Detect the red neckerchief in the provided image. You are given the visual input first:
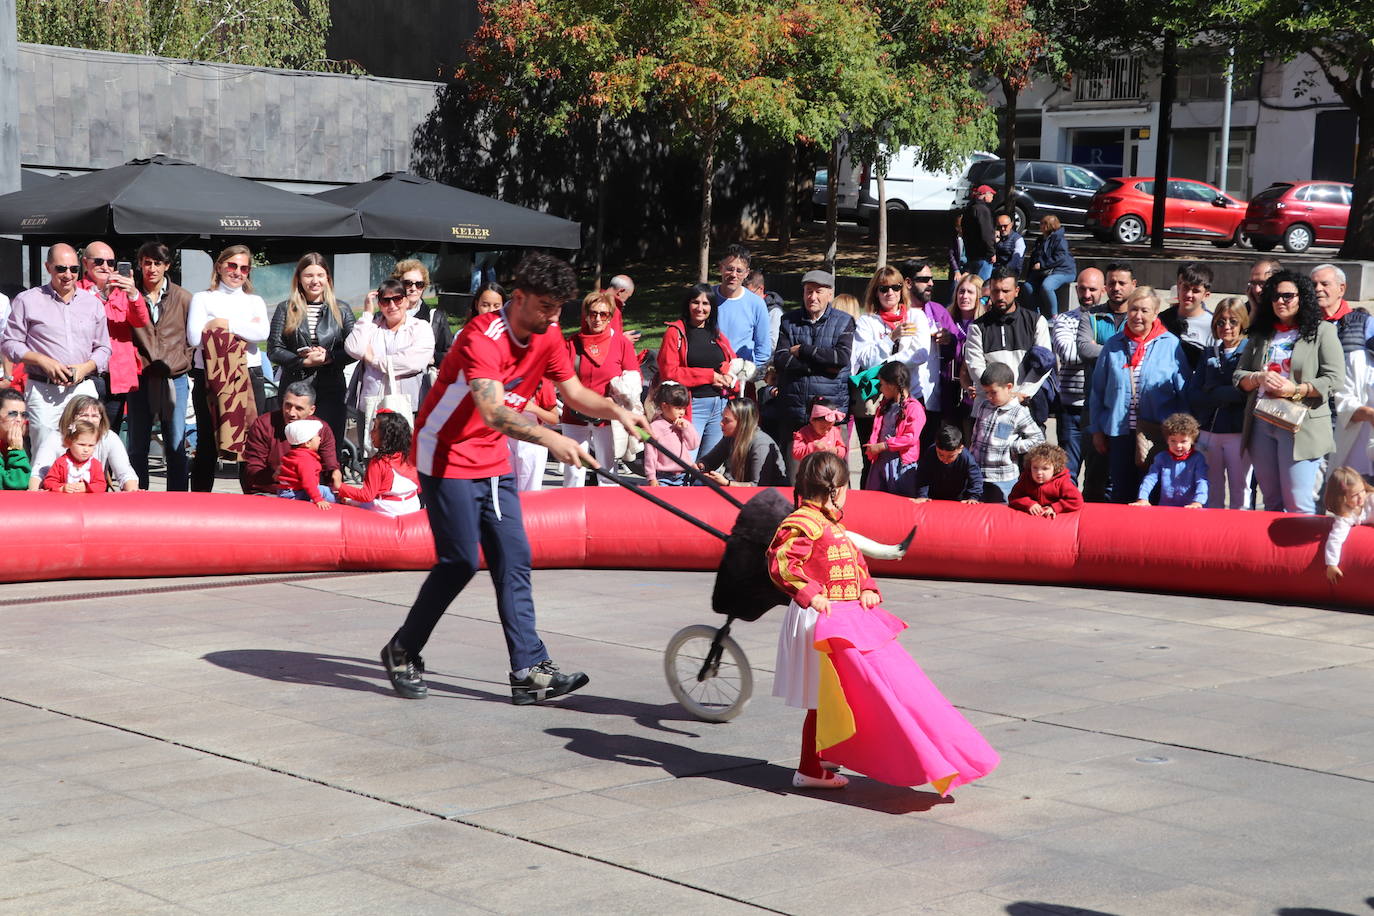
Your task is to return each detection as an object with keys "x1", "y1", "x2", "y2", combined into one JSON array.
[
  {"x1": 1274, "y1": 322, "x2": 1298, "y2": 333},
  {"x1": 575, "y1": 325, "x2": 615, "y2": 366},
  {"x1": 1171, "y1": 449, "x2": 1193, "y2": 462},
  {"x1": 1325, "y1": 300, "x2": 1352, "y2": 322},
  {"x1": 877, "y1": 308, "x2": 903, "y2": 331},
  {"x1": 1124, "y1": 318, "x2": 1167, "y2": 369}
]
